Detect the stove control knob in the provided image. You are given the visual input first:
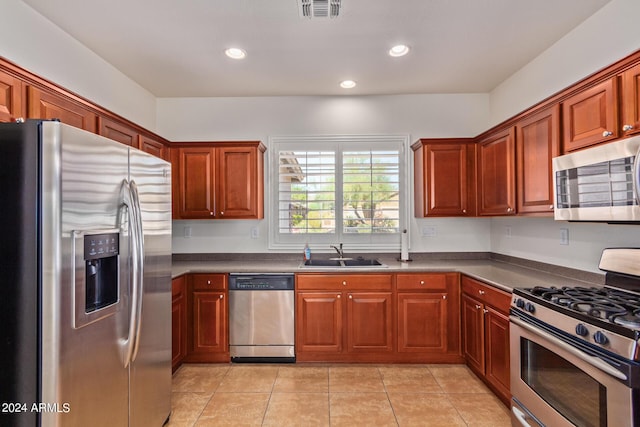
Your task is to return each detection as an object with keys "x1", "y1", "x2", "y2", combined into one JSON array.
[
  {"x1": 575, "y1": 324, "x2": 589, "y2": 337},
  {"x1": 515, "y1": 298, "x2": 525, "y2": 308},
  {"x1": 593, "y1": 331, "x2": 609, "y2": 346},
  {"x1": 525, "y1": 302, "x2": 535, "y2": 313}
]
